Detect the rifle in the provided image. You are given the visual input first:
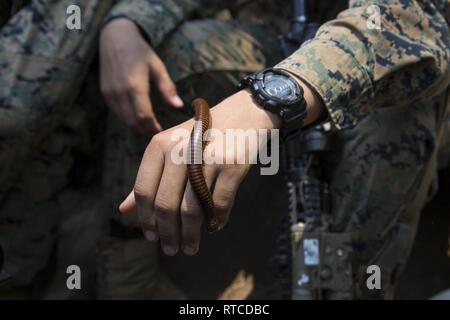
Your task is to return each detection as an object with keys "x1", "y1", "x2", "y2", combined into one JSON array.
[
  {"x1": 277, "y1": 0, "x2": 352, "y2": 300},
  {"x1": 279, "y1": 0, "x2": 319, "y2": 57}
]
